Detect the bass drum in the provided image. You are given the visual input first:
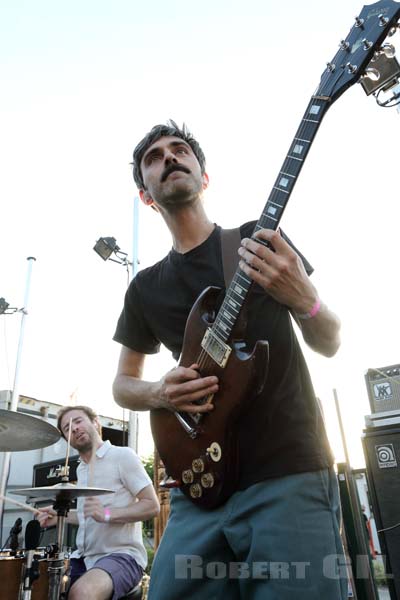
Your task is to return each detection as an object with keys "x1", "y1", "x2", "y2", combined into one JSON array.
[
  {"x1": 0, "y1": 551, "x2": 69, "y2": 599},
  {"x1": 0, "y1": 554, "x2": 24, "y2": 600}
]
